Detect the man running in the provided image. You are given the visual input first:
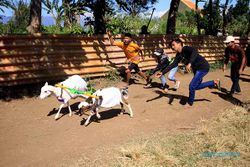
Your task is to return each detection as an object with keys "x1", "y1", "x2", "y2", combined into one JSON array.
[
  {"x1": 156, "y1": 38, "x2": 220, "y2": 106},
  {"x1": 107, "y1": 31, "x2": 150, "y2": 86}
]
